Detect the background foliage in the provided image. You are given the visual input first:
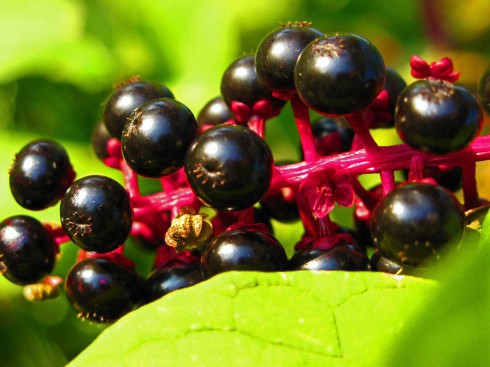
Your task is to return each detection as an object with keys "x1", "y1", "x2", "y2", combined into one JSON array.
[{"x1": 0, "y1": 0, "x2": 489, "y2": 365}]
